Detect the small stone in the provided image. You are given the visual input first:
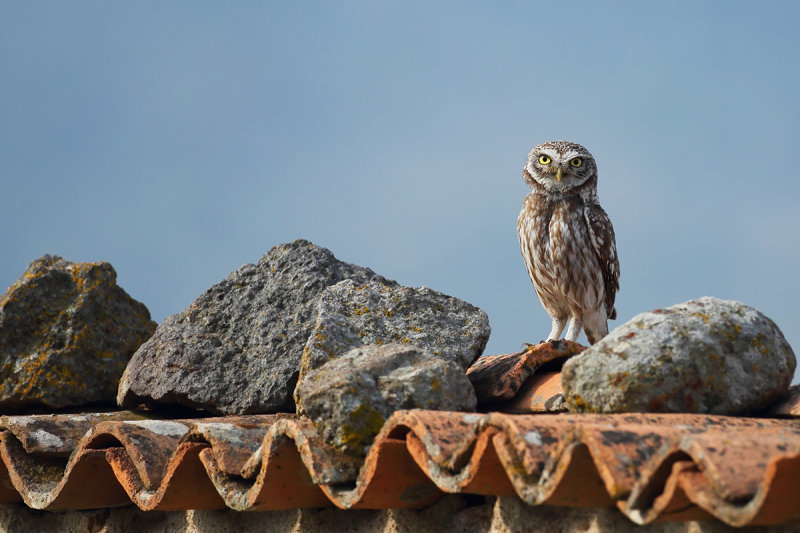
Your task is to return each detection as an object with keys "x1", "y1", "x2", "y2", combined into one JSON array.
[
  {"x1": 295, "y1": 343, "x2": 477, "y2": 455},
  {"x1": 295, "y1": 279, "x2": 490, "y2": 410},
  {"x1": 562, "y1": 297, "x2": 796, "y2": 414},
  {"x1": 117, "y1": 240, "x2": 393, "y2": 414},
  {"x1": 0, "y1": 255, "x2": 156, "y2": 410}
]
